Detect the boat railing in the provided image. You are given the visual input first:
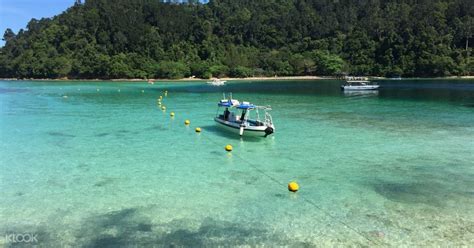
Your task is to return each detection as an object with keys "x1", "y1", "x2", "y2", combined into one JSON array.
[
  {"x1": 264, "y1": 112, "x2": 273, "y2": 126},
  {"x1": 254, "y1": 105, "x2": 272, "y2": 125},
  {"x1": 345, "y1": 76, "x2": 369, "y2": 81},
  {"x1": 256, "y1": 105, "x2": 272, "y2": 110}
]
